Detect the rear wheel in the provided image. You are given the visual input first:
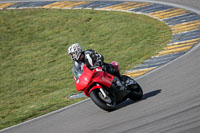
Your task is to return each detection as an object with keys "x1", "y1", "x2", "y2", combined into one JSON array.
[
  {"x1": 121, "y1": 75, "x2": 143, "y2": 101},
  {"x1": 89, "y1": 88, "x2": 116, "y2": 112},
  {"x1": 128, "y1": 82, "x2": 143, "y2": 101}
]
